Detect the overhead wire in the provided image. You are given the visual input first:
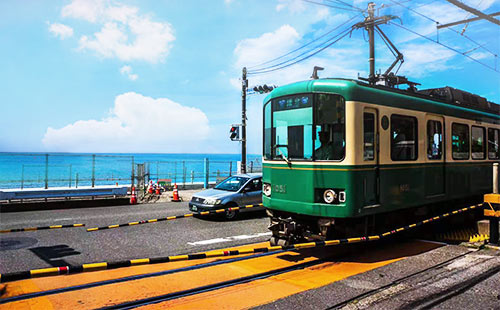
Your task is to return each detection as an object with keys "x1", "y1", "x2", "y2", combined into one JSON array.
[
  {"x1": 247, "y1": 13, "x2": 362, "y2": 70},
  {"x1": 323, "y1": 0, "x2": 365, "y2": 12},
  {"x1": 302, "y1": 0, "x2": 360, "y2": 12},
  {"x1": 248, "y1": 26, "x2": 355, "y2": 75},
  {"x1": 248, "y1": 15, "x2": 361, "y2": 74},
  {"x1": 389, "y1": 21, "x2": 499, "y2": 72},
  {"x1": 387, "y1": 0, "x2": 498, "y2": 60}
]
